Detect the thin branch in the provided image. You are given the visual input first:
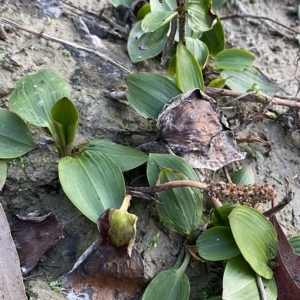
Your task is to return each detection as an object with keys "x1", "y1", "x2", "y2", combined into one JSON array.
[
  {"x1": 256, "y1": 274, "x2": 267, "y2": 300},
  {"x1": 205, "y1": 87, "x2": 300, "y2": 109},
  {"x1": 0, "y1": 17, "x2": 132, "y2": 75},
  {"x1": 220, "y1": 13, "x2": 300, "y2": 35}
]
